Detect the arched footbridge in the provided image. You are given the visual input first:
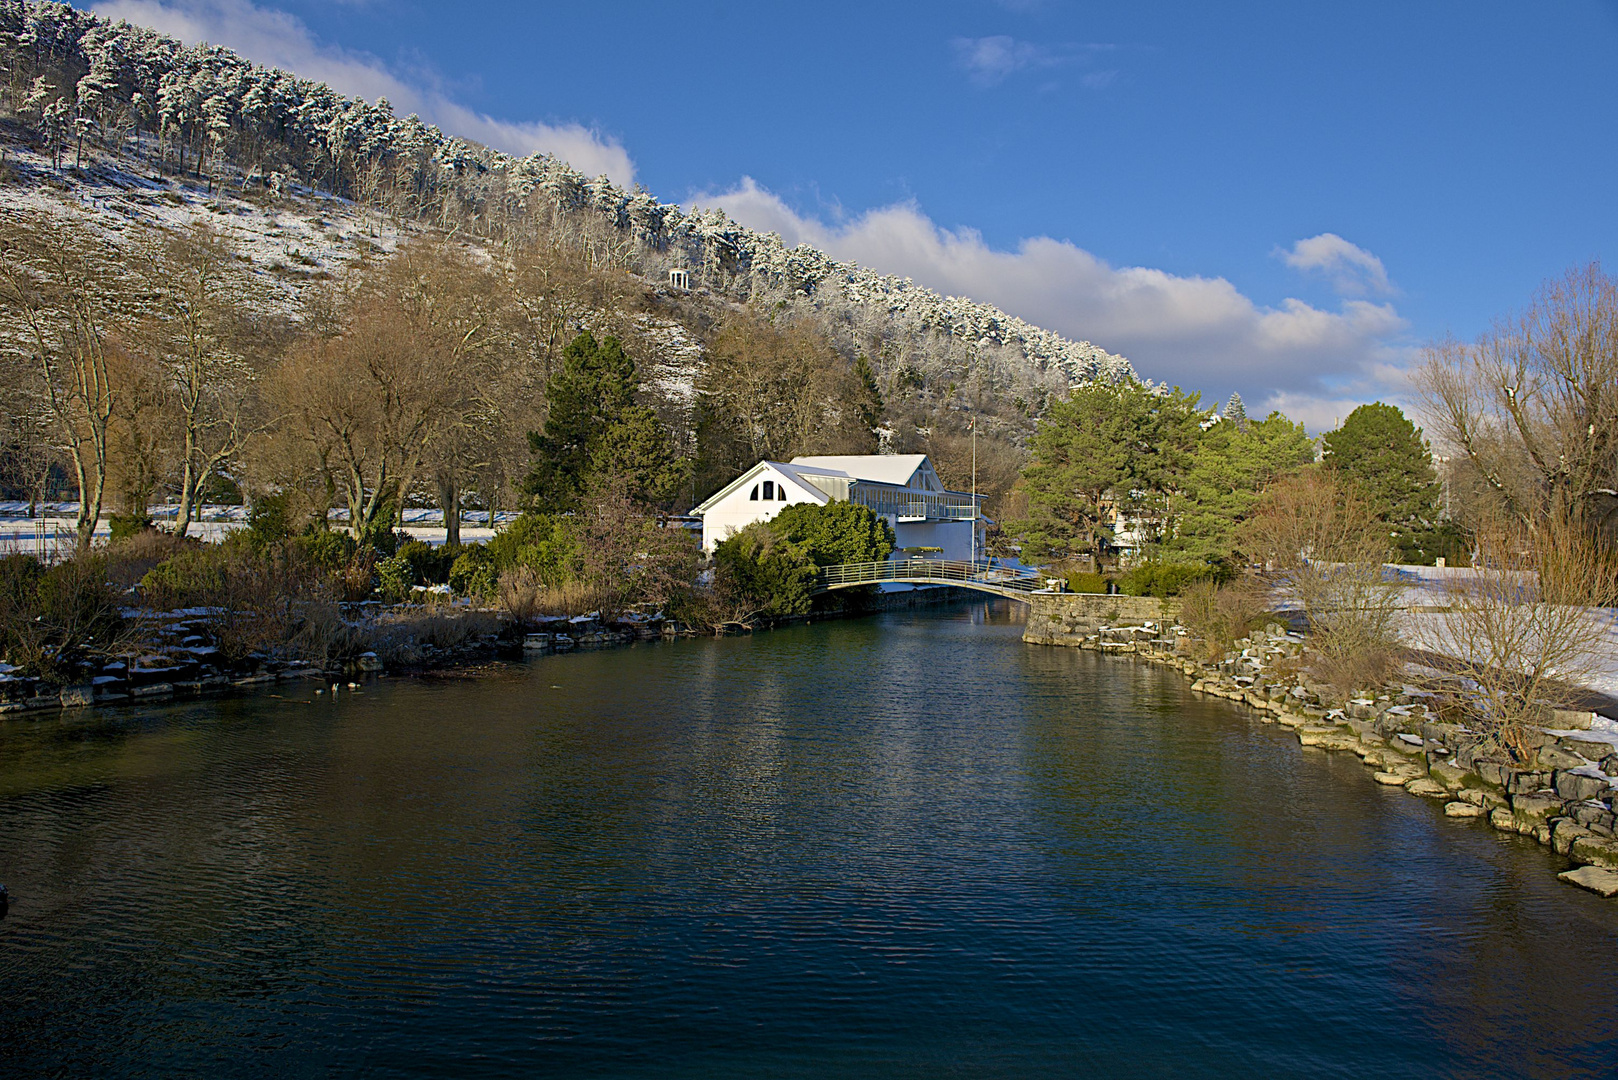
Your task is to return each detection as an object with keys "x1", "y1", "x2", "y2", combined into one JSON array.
[{"x1": 813, "y1": 559, "x2": 1048, "y2": 600}]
